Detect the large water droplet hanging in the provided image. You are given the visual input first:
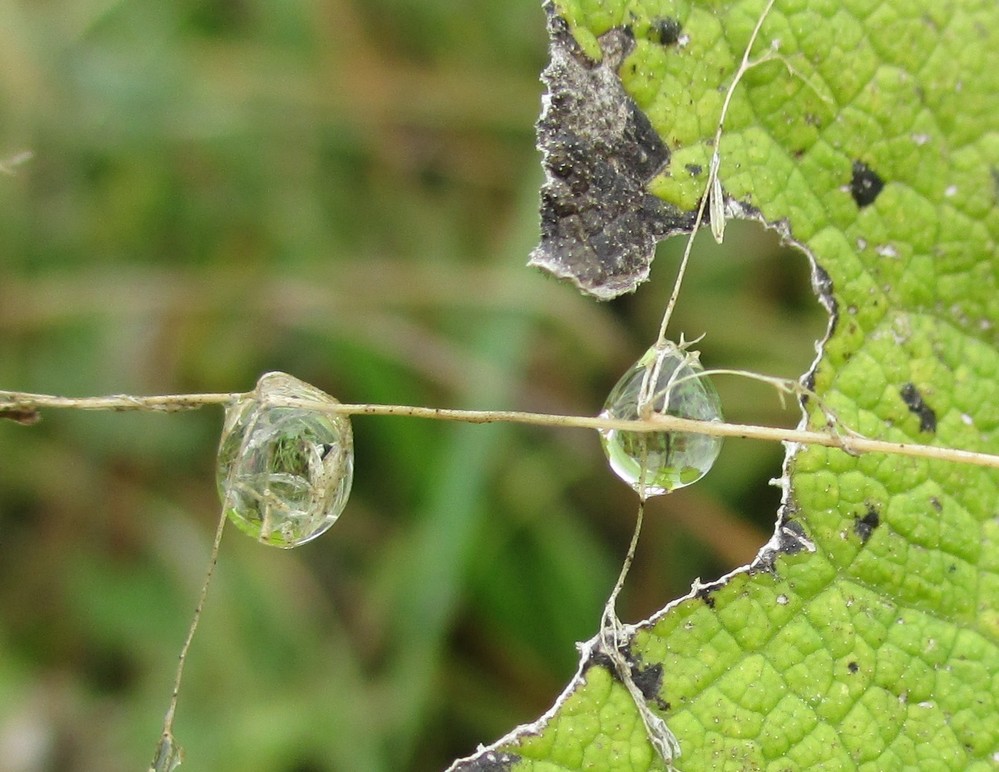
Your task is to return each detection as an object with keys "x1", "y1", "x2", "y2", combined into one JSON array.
[
  {"x1": 217, "y1": 372, "x2": 353, "y2": 548},
  {"x1": 600, "y1": 342, "x2": 723, "y2": 497}
]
